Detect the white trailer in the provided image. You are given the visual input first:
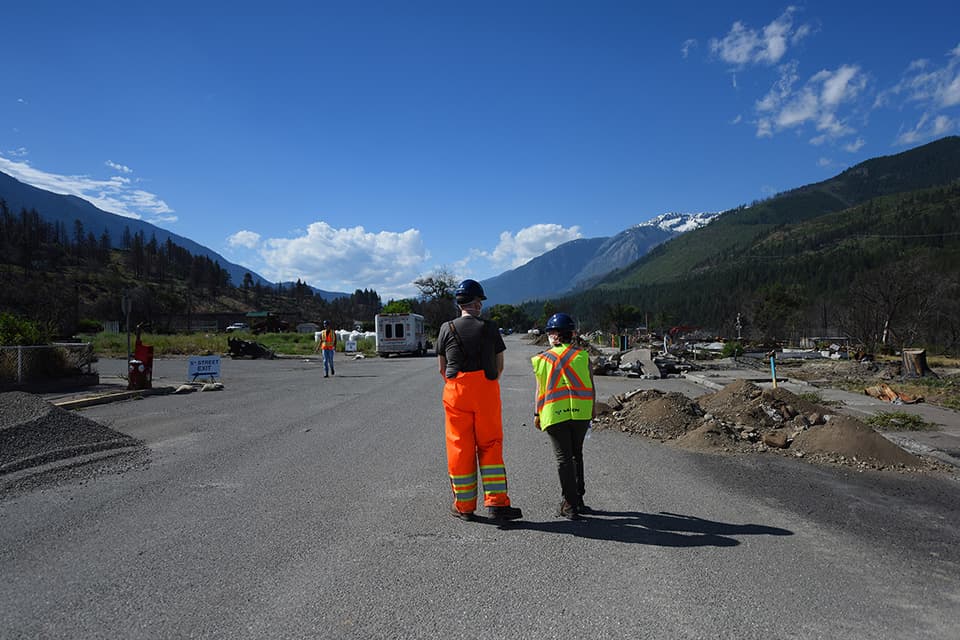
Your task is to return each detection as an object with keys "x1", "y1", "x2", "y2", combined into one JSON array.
[{"x1": 375, "y1": 313, "x2": 428, "y2": 356}]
